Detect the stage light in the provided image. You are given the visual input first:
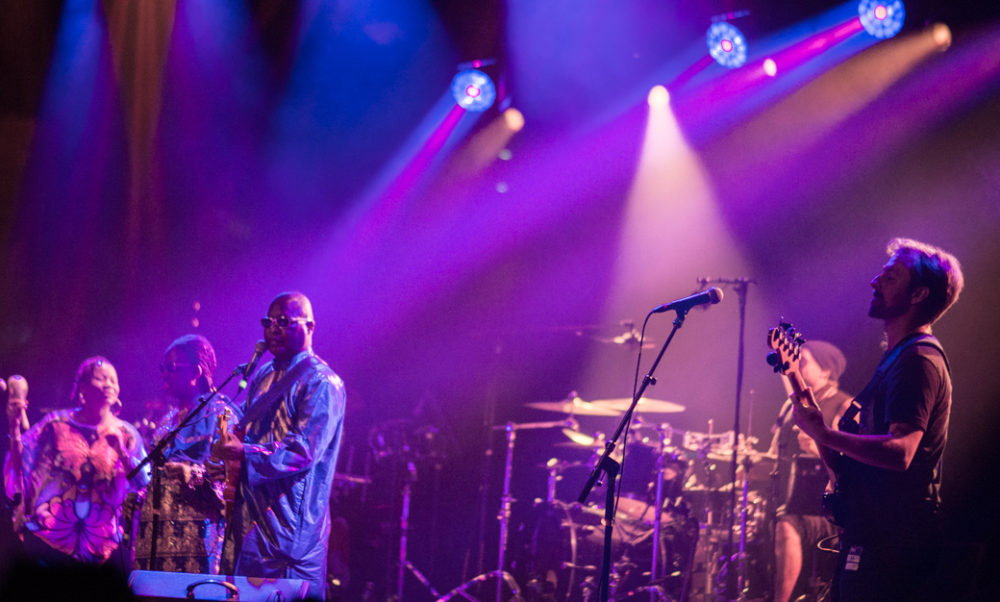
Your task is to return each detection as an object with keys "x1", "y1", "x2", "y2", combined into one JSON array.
[
  {"x1": 647, "y1": 85, "x2": 670, "y2": 108},
  {"x1": 707, "y1": 22, "x2": 748, "y2": 68},
  {"x1": 763, "y1": 58, "x2": 778, "y2": 77},
  {"x1": 503, "y1": 107, "x2": 525, "y2": 132},
  {"x1": 859, "y1": 0, "x2": 905, "y2": 39},
  {"x1": 451, "y1": 69, "x2": 496, "y2": 112},
  {"x1": 932, "y1": 23, "x2": 951, "y2": 50}
]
